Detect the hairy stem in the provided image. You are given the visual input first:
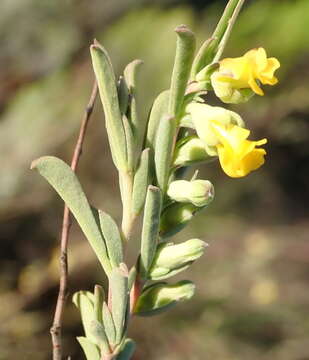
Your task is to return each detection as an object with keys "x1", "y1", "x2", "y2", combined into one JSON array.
[{"x1": 50, "y1": 81, "x2": 98, "y2": 360}]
